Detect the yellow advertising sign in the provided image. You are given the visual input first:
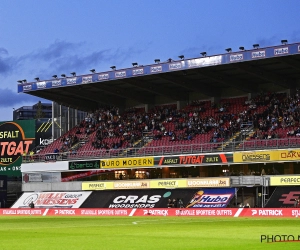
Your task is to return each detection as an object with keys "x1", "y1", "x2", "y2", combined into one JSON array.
[
  {"x1": 113, "y1": 181, "x2": 150, "y2": 189},
  {"x1": 233, "y1": 151, "x2": 277, "y2": 163},
  {"x1": 150, "y1": 179, "x2": 187, "y2": 189},
  {"x1": 100, "y1": 157, "x2": 154, "y2": 168},
  {"x1": 186, "y1": 178, "x2": 230, "y2": 187},
  {"x1": 278, "y1": 150, "x2": 300, "y2": 161},
  {"x1": 270, "y1": 176, "x2": 300, "y2": 186},
  {"x1": 82, "y1": 182, "x2": 114, "y2": 190}
]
